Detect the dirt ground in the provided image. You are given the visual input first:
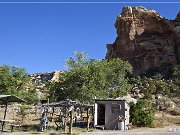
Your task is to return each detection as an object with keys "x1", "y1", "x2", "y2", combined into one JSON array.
[
  {"x1": 0, "y1": 106, "x2": 180, "y2": 135},
  {"x1": 80, "y1": 126, "x2": 180, "y2": 135},
  {"x1": 0, "y1": 126, "x2": 180, "y2": 135}
]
